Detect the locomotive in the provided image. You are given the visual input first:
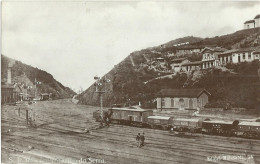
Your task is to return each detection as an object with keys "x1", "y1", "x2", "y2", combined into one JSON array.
[{"x1": 93, "y1": 107, "x2": 260, "y2": 139}]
